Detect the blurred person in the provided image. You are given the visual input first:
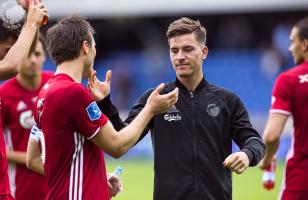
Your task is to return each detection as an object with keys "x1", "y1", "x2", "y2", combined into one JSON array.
[
  {"x1": 26, "y1": 15, "x2": 178, "y2": 200},
  {"x1": 259, "y1": 17, "x2": 308, "y2": 200},
  {"x1": 0, "y1": 35, "x2": 51, "y2": 200},
  {"x1": 90, "y1": 17, "x2": 265, "y2": 200},
  {"x1": 0, "y1": 1, "x2": 48, "y2": 199}
]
